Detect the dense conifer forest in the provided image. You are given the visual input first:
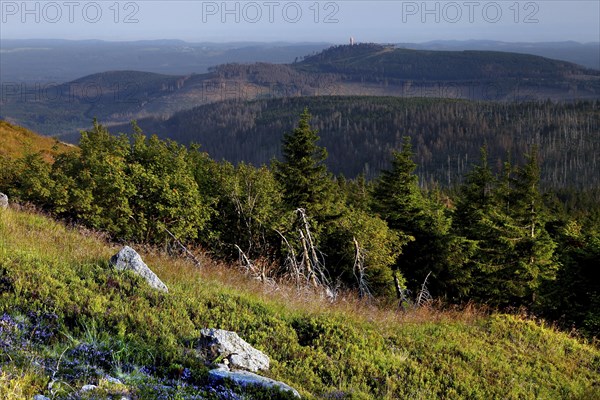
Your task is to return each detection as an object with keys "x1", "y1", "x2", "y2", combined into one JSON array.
[{"x1": 114, "y1": 97, "x2": 600, "y2": 188}]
